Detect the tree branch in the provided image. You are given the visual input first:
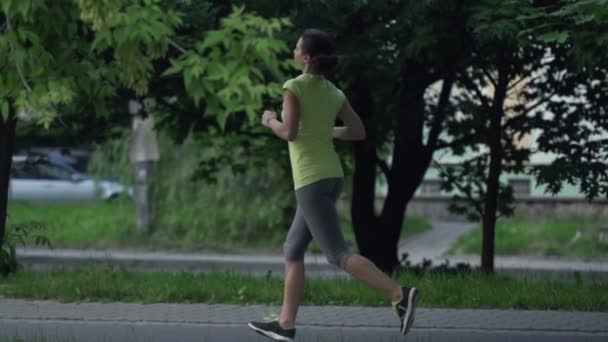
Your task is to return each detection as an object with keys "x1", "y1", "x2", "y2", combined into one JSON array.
[
  {"x1": 518, "y1": 91, "x2": 557, "y2": 116},
  {"x1": 481, "y1": 66, "x2": 497, "y2": 89},
  {"x1": 376, "y1": 156, "x2": 390, "y2": 180},
  {"x1": 433, "y1": 160, "x2": 484, "y2": 217},
  {"x1": 427, "y1": 73, "x2": 455, "y2": 151},
  {"x1": 167, "y1": 38, "x2": 188, "y2": 54},
  {"x1": 471, "y1": 45, "x2": 496, "y2": 88},
  {"x1": 459, "y1": 73, "x2": 492, "y2": 110},
  {"x1": 435, "y1": 132, "x2": 482, "y2": 151},
  {"x1": 501, "y1": 114, "x2": 526, "y2": 131},
  {"x1": 507, "y1": 75, "x2": 529, "y2": 91},
  {"x1": 4, "y1": 9, "x2": 32, "y2": 93},
  {"x1": 4, "y1": 13, "x2": 70, "y2": 131}
]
